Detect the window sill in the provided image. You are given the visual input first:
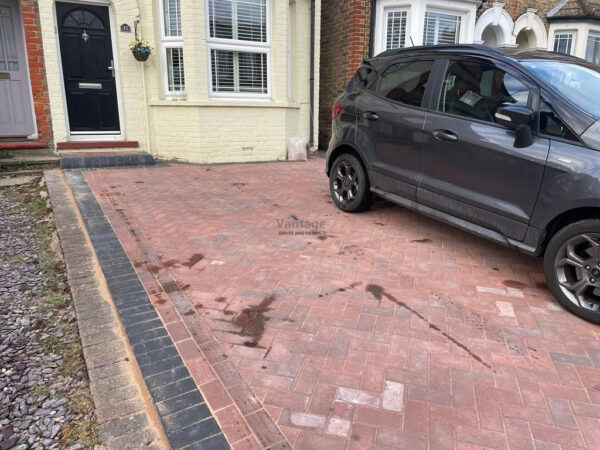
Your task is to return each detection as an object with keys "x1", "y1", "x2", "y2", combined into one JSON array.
[{"x1": 148, "y1": 100, "x2": 301, "y2": 109}]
